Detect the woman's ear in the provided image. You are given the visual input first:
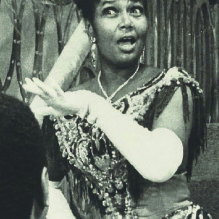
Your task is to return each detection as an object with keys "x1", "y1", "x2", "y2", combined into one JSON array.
[{"x1": 30, "y1": 167, "x2": 49, "y2": 219}]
